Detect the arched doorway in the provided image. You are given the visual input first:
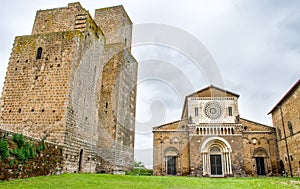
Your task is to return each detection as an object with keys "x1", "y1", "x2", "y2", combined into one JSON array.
[
  {"x1": 253, "y1": 147, "x2": 268, "y2": 176},
  {"x1": 210, "y1": 146, "x2": 223, "y2": 175},
  {"x1": 201, "y1": 137, "x2": 232, "y2": 177},
  {"x1": 256, "y1": 157, "x2": 266, "y2": 175},
  {"x1": 164, "y1": 147, "x2": 179, "y2": 175}
]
